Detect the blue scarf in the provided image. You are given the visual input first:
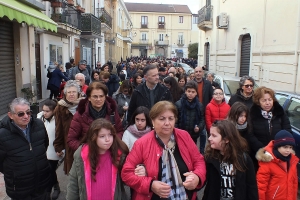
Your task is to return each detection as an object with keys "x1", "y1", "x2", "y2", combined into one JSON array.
[{"x1": 180, "y1": 94, "x2": 202, "y2": 129}]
